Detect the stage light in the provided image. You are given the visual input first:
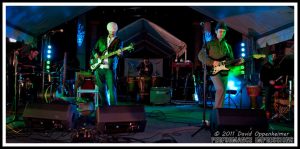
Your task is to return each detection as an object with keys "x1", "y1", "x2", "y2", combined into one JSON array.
[
  {"x1": 48, "y1": 45, "x2": 52, "y2": 49},
  {"x1": 227, "y1": 80, "x2": 238, "y2": 91},
  {"x1": 46, "y1": 60, "x2": 50, "y2": 65},
  {"x1": 241, "y1": 53, "x2": 246, "y2": 57},
  {"x1": 241, "y1": 42, "x2": 245, "y2": 47},
  {"x1": 9, "y1": 38, "x2": 17, "y2": 42},
  {"x1": 47, "y1": 54, "x2": 51, "y2": 59},
  {"x1": 46, "y1": 65, "x2": 50, "y2": 70},
  {"x1": 241, "y1": 48, "x2": 245, "y2": 52},
  {"x1": 241, "y1": 65, "x2": 245, "y2": 69},
  {"x1": 47, "y1": 50, "x2": 52, "y2": 54}
]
